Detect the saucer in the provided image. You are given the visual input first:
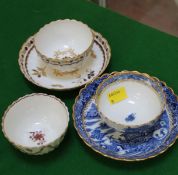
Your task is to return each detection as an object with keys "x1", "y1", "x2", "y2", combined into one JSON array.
[
  {"x1": 73, "y1": 72, "x2": 178, "y2": 161},
  {"x1": 18, "y1": 31, "x2": 111, "y2": 90}
]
